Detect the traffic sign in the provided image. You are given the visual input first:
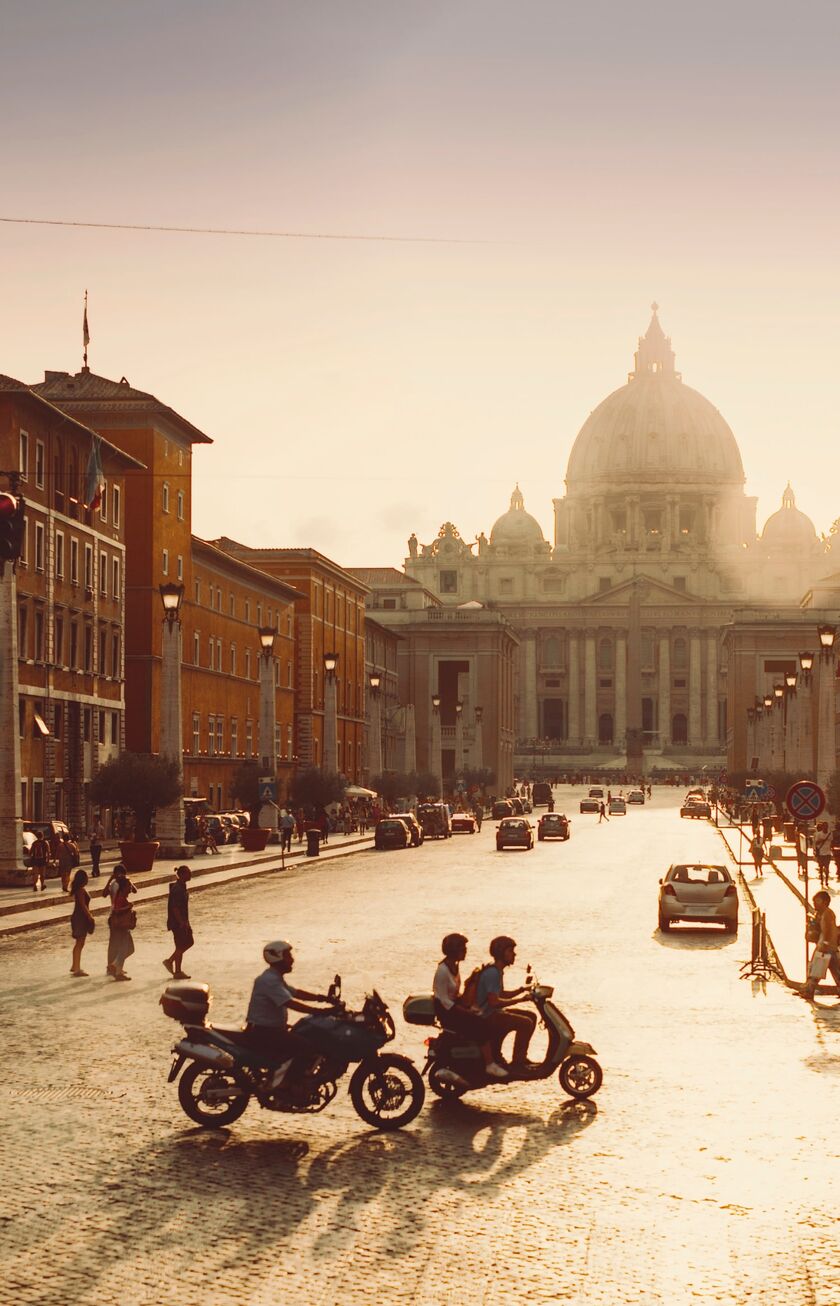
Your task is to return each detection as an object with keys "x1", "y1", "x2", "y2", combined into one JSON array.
[
  {"x1": 259, "y1": 779, "x2": 277, "y2": 803},
  {"x1": 765, "y1": 785, "x2": 776, "y2": 800},
  {"x1": 744, "y1": 781, "x2": 768, "y2": 800},
  {"x1": 785, "y1": 780, "x2": 825, "y2": 821}
]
